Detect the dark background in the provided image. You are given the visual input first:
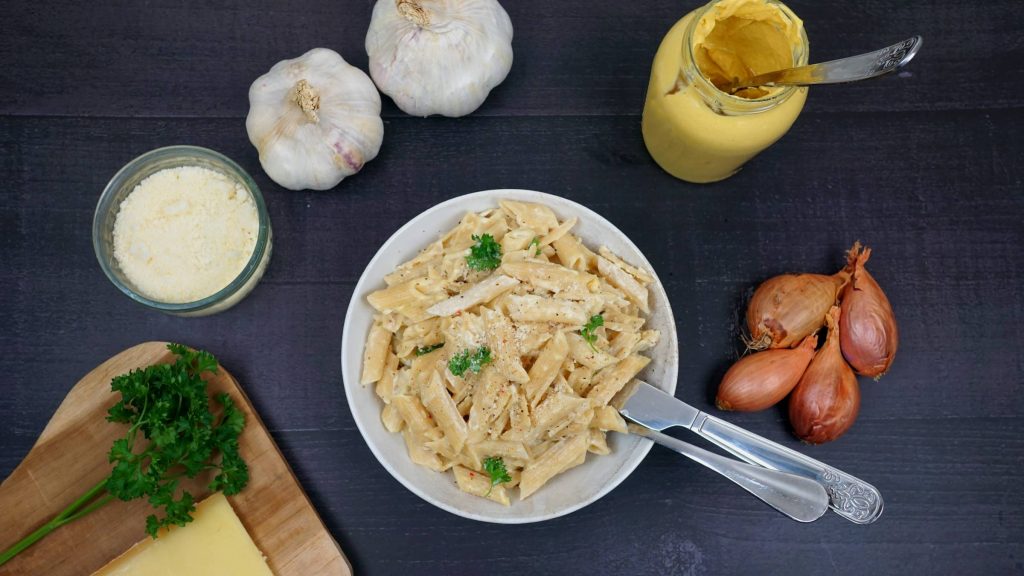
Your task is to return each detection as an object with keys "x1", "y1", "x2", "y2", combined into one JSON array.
[{"x1": 2, "y1": 1, "x2": 1022, "y2": 574}]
